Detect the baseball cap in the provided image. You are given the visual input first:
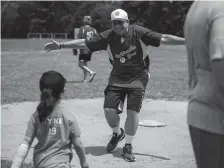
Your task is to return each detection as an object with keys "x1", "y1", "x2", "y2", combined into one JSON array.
[
  {"x1": 111, "y1": 9, "x2": 129, "y2": 22},
  {"x1": 84, "y1": 16, "x2": 91, "y2": 20}
]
